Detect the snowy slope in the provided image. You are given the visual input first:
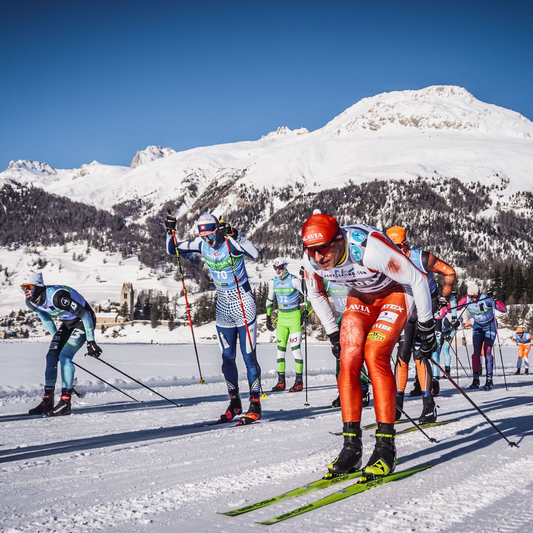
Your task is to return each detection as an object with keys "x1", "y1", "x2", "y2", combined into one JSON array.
[
  {"x1": 0, "y1": 342, "x2": 531, "y2": 532},
  {"x1": 2, "y1": 85, "x2": 533, "y2": 217}
]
